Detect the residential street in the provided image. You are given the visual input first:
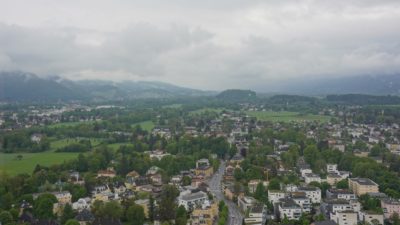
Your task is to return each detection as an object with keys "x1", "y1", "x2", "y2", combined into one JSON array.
[{"x1": 208, "y1": 161, "x2": 244, "y2": 225}]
